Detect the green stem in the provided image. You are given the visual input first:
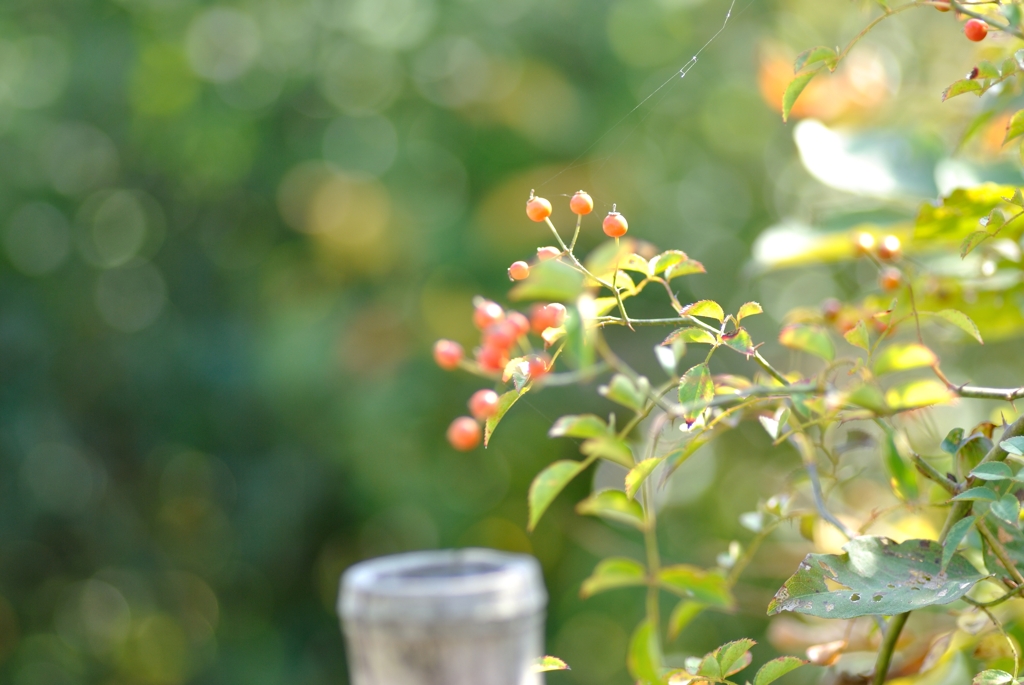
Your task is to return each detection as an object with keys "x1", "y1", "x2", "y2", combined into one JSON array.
[
  {"x1": 642, "y1": 477, "x2": 662, "y2": 663},
  {"x1": 871, "y1": 612, "x2": 909, "y2": 685},
  {"x1": 910, "y1": 453, "x2": 956, "y2": 495}
]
